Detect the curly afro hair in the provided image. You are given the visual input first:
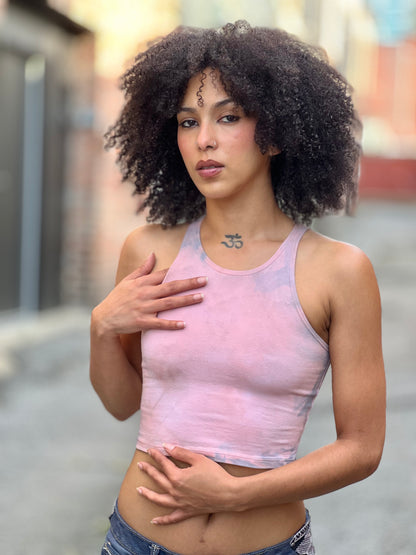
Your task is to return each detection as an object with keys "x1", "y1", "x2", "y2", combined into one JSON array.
[{"x1": 105, "y1": 20, "x2": 361, "y2": 226}]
